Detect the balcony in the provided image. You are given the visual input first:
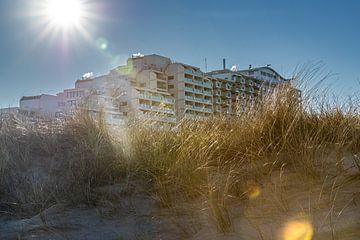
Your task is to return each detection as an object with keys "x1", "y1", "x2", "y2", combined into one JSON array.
[
  {"x1": 193, "y1": 79, "x2": 203, "y2": 86},
  {"x1": 152, "y1": 106, "x2": 175, "y2": 114},
  {"x1": 163, "y1": 98, "x2": 174, "y2": 104},
  {"x1": 203, "y1": 90, "x2": 212, "y2": 96},
  {"x1": 139, "y1": 94, "x2": 174, "y2": 104},
  {"x1": 139, "y1": 104, "x2": 151, "y2": 110},
  {"x1": 184, "y1": 68, "x2": 193, "y2": 75},
  {"x1": 139, "y1": 104, "x2": 175, "y2": 114},
  {"x1": 184, "y1": 77, "x2": 193, "y2": 84},
  {"x1": 185, "y1": 87, "x2": 194, "y2": 92},
  {"x1": 194, "y1": 89, "x2": 203, "y2": 94},
  {"x1": 185, "y1": 104, "x2": 194, "y2": 109},
  {"x1": 193, "y1": 106, "x2": 213, "y2": 113},
  {"x1": 185, "y1": 95, "x2": 194, "y2": 100},
  {"x1": 193, "y1": 71, "x2": 204, "y2": 77},
  {"x1": 204, "y1": 99, "x2": 212, "y2": 104},
  {"x1": 204, "y1": 82, "x2": 212, "y2": 88}
]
